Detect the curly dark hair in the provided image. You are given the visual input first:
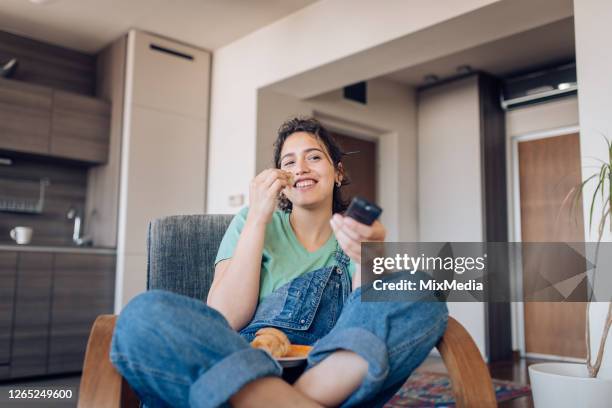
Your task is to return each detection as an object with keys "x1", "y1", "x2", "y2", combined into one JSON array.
[{"x1": 273, "y1": 117, "x2": 349, "y2": 213}]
